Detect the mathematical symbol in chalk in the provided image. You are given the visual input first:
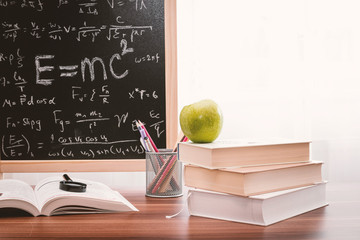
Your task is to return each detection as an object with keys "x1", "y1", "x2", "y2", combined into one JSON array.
[
  {"x1": 59, "y1": 65, "x2": 79, "y2": 77},
  {"x1": 37, "y1": 142, "x2": 44, "y2": 149}
]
